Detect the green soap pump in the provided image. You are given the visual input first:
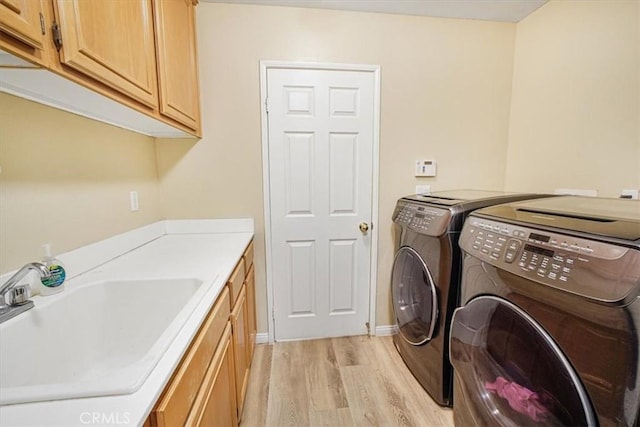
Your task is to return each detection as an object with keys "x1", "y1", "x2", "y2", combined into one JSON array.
[{"x1": 40, "y1": 244, "x2": 66, "y2": 296}]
